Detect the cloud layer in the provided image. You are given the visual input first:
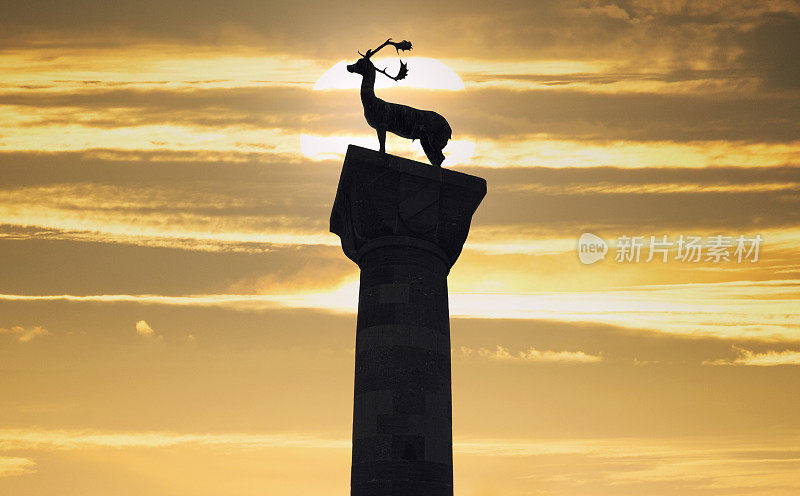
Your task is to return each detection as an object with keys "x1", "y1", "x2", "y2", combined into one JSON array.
[
  {"x1": 2, "y1": 2, "x2": 800, "y2": 495},
  {"x1": 0, "y1": 325, "x2": 49, "y2": 342}
]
